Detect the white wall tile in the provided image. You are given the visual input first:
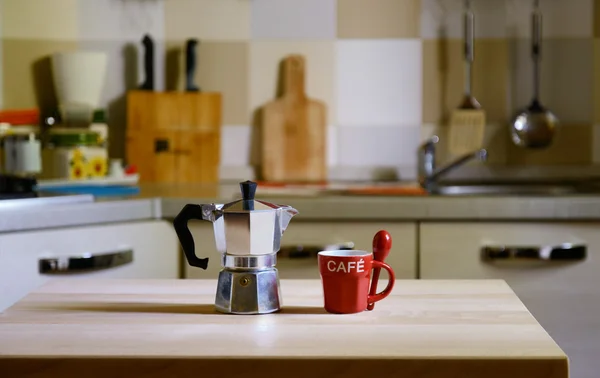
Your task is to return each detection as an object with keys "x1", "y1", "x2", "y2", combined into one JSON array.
[
  {"x1": 251, "y1": 0, "x2": 336, "y2": 39},
  {"x1": 505, "y1": 0, "x2": 593, "y2": 38},
  {"x1": 249, "y1": 41, "x2": 335, "y2": 117},
  {"x1": 2, "y1": 0, "x2": 78, "y2": 40},
  {"x1": 77, "y1": 0, "x2": 165, "y2": 42},
  {"x1": 337, "y1": 125, "x2": 421, "y2": 167},
  {"x1": 327, "y1": 125, "x2": 337, "y2": 167},
  {"x1": 421, "y1": 0, "x2": 508, "y2": 39},
  {"x1": 220, "y1": 125, "x2": 253, "y2": 166},
  {"x1": 165, "y1": 0, "x2": 250, "y2": 41},
  {"x1": 336, "y1": 40, "x2": 422, "y2": 127}
]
